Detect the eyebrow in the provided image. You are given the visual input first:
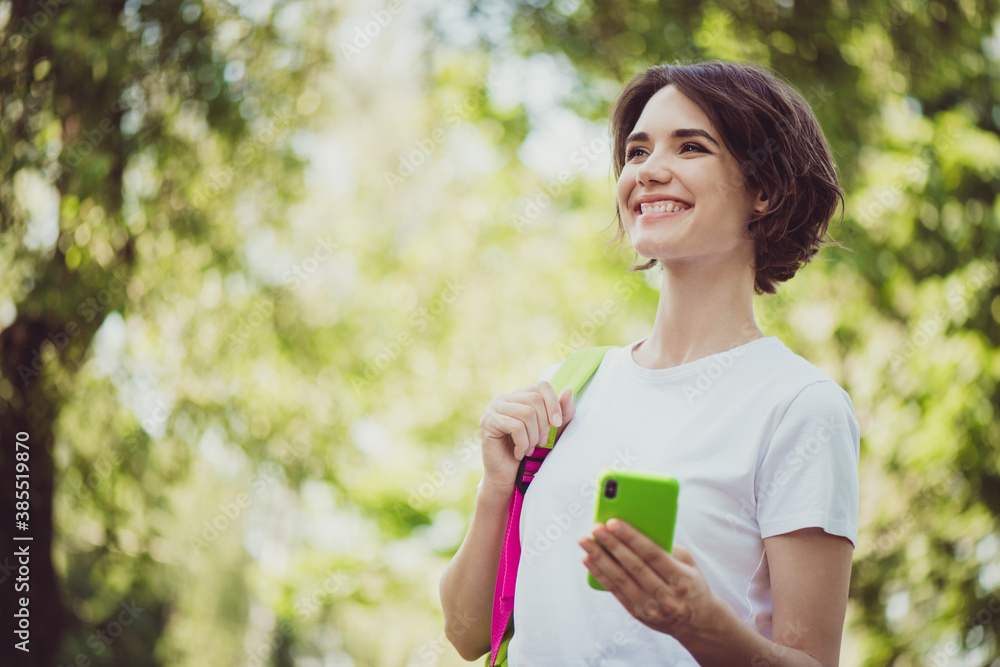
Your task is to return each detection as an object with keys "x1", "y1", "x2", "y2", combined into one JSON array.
[{"x1": 625, "y1": 128, "x2": 719, "y2": 147}]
